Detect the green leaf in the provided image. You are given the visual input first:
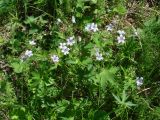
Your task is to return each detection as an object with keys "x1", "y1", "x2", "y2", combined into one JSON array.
[
  {"x1": 113, "y1": 91, "x2": 136, "y2": 108},
  {"x1": 126, "y1": 101, "x2": 137, "y2": 107},
  {"x1": 0, "y1": 36, "x2": 4, "y2": 44},
  {"x1": 112, "y1": 93, "x2": 121, "y2": 104},
  {"x1": 122, "y1": 90, "x2": 128, "y2": 102},
  {"x1": 29, "y1": 29, "x2": 38, "y2": 34},
  {"x1": 91, "y1": 0, "x2": 97, "y2": 4},
  {"x1": 56, "y1": 100, "x2": 70, "y2": 113},
  {"x1": 84, "y1": 43, "x2": 94, "y2": 49},
  {"x1": 10, "y1": 61, "x2": 29, "y2": 73},
  {"x1": 11, "y1": 115, "x2": 19, "y2": 120},
  {"x1": 38, "y1": 16, "x2": 48, "y2": 24},
  {"x1": 95, "y1": 67, "x2": 118, "y2": 89},
  {"x1": 66, "y1": 60, "x2": 78, "y2": 64},
  {"x1": 92, "y1": 33, "x2": 101, "y2": 47},
  {"x1": 11, "y1": 62, "x2": 23, "y2": 73},
  {"x1": 56, "y1": 32, "x2": 65, "y2": 39},
  {"x1": 94, "y1": 110, "x2": 110, "y2": 120},
  {"x1": 113, "y1": 4, "x2": 127, "y2": 15},
  {"x1": 24, "y1": 16, "x2": 36, "y2": 24},
  {"x1": 81, "y1": 58, "x2": 92, "y2": 65}
]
